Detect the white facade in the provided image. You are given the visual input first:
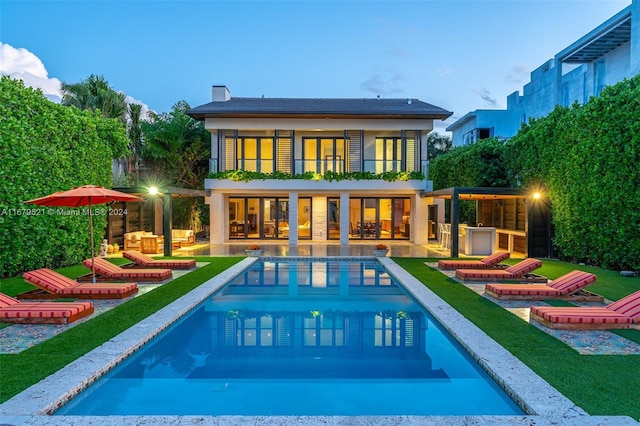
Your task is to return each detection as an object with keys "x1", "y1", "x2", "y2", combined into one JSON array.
[
  {"x1": 448, "y1": 0, "x2": 639, "y2": 146},
  {"x1": 189, "y1": 88, "x2": 451, "y2": 245}
]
